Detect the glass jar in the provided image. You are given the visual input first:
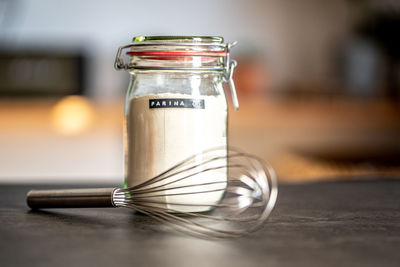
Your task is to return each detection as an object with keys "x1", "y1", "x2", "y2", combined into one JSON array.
[{"x1": 114, "y1": 36, "x2": 238, "y2": 212}]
